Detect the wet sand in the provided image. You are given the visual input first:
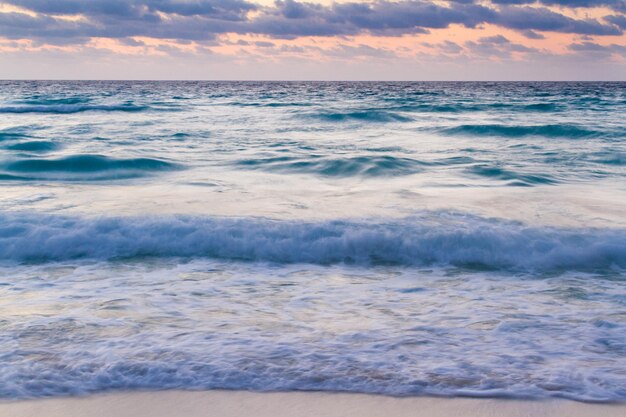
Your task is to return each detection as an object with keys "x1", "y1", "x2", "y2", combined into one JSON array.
[{"x1": 1, "y1": 390, "x2": 624, "y2": 417}]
